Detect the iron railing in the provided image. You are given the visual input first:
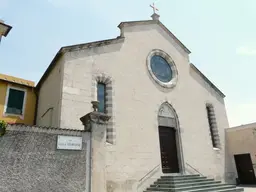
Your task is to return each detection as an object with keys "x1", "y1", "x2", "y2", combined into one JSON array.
[{"x1": 186, "y1": 162, "x2": 204, "y2": 176}]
